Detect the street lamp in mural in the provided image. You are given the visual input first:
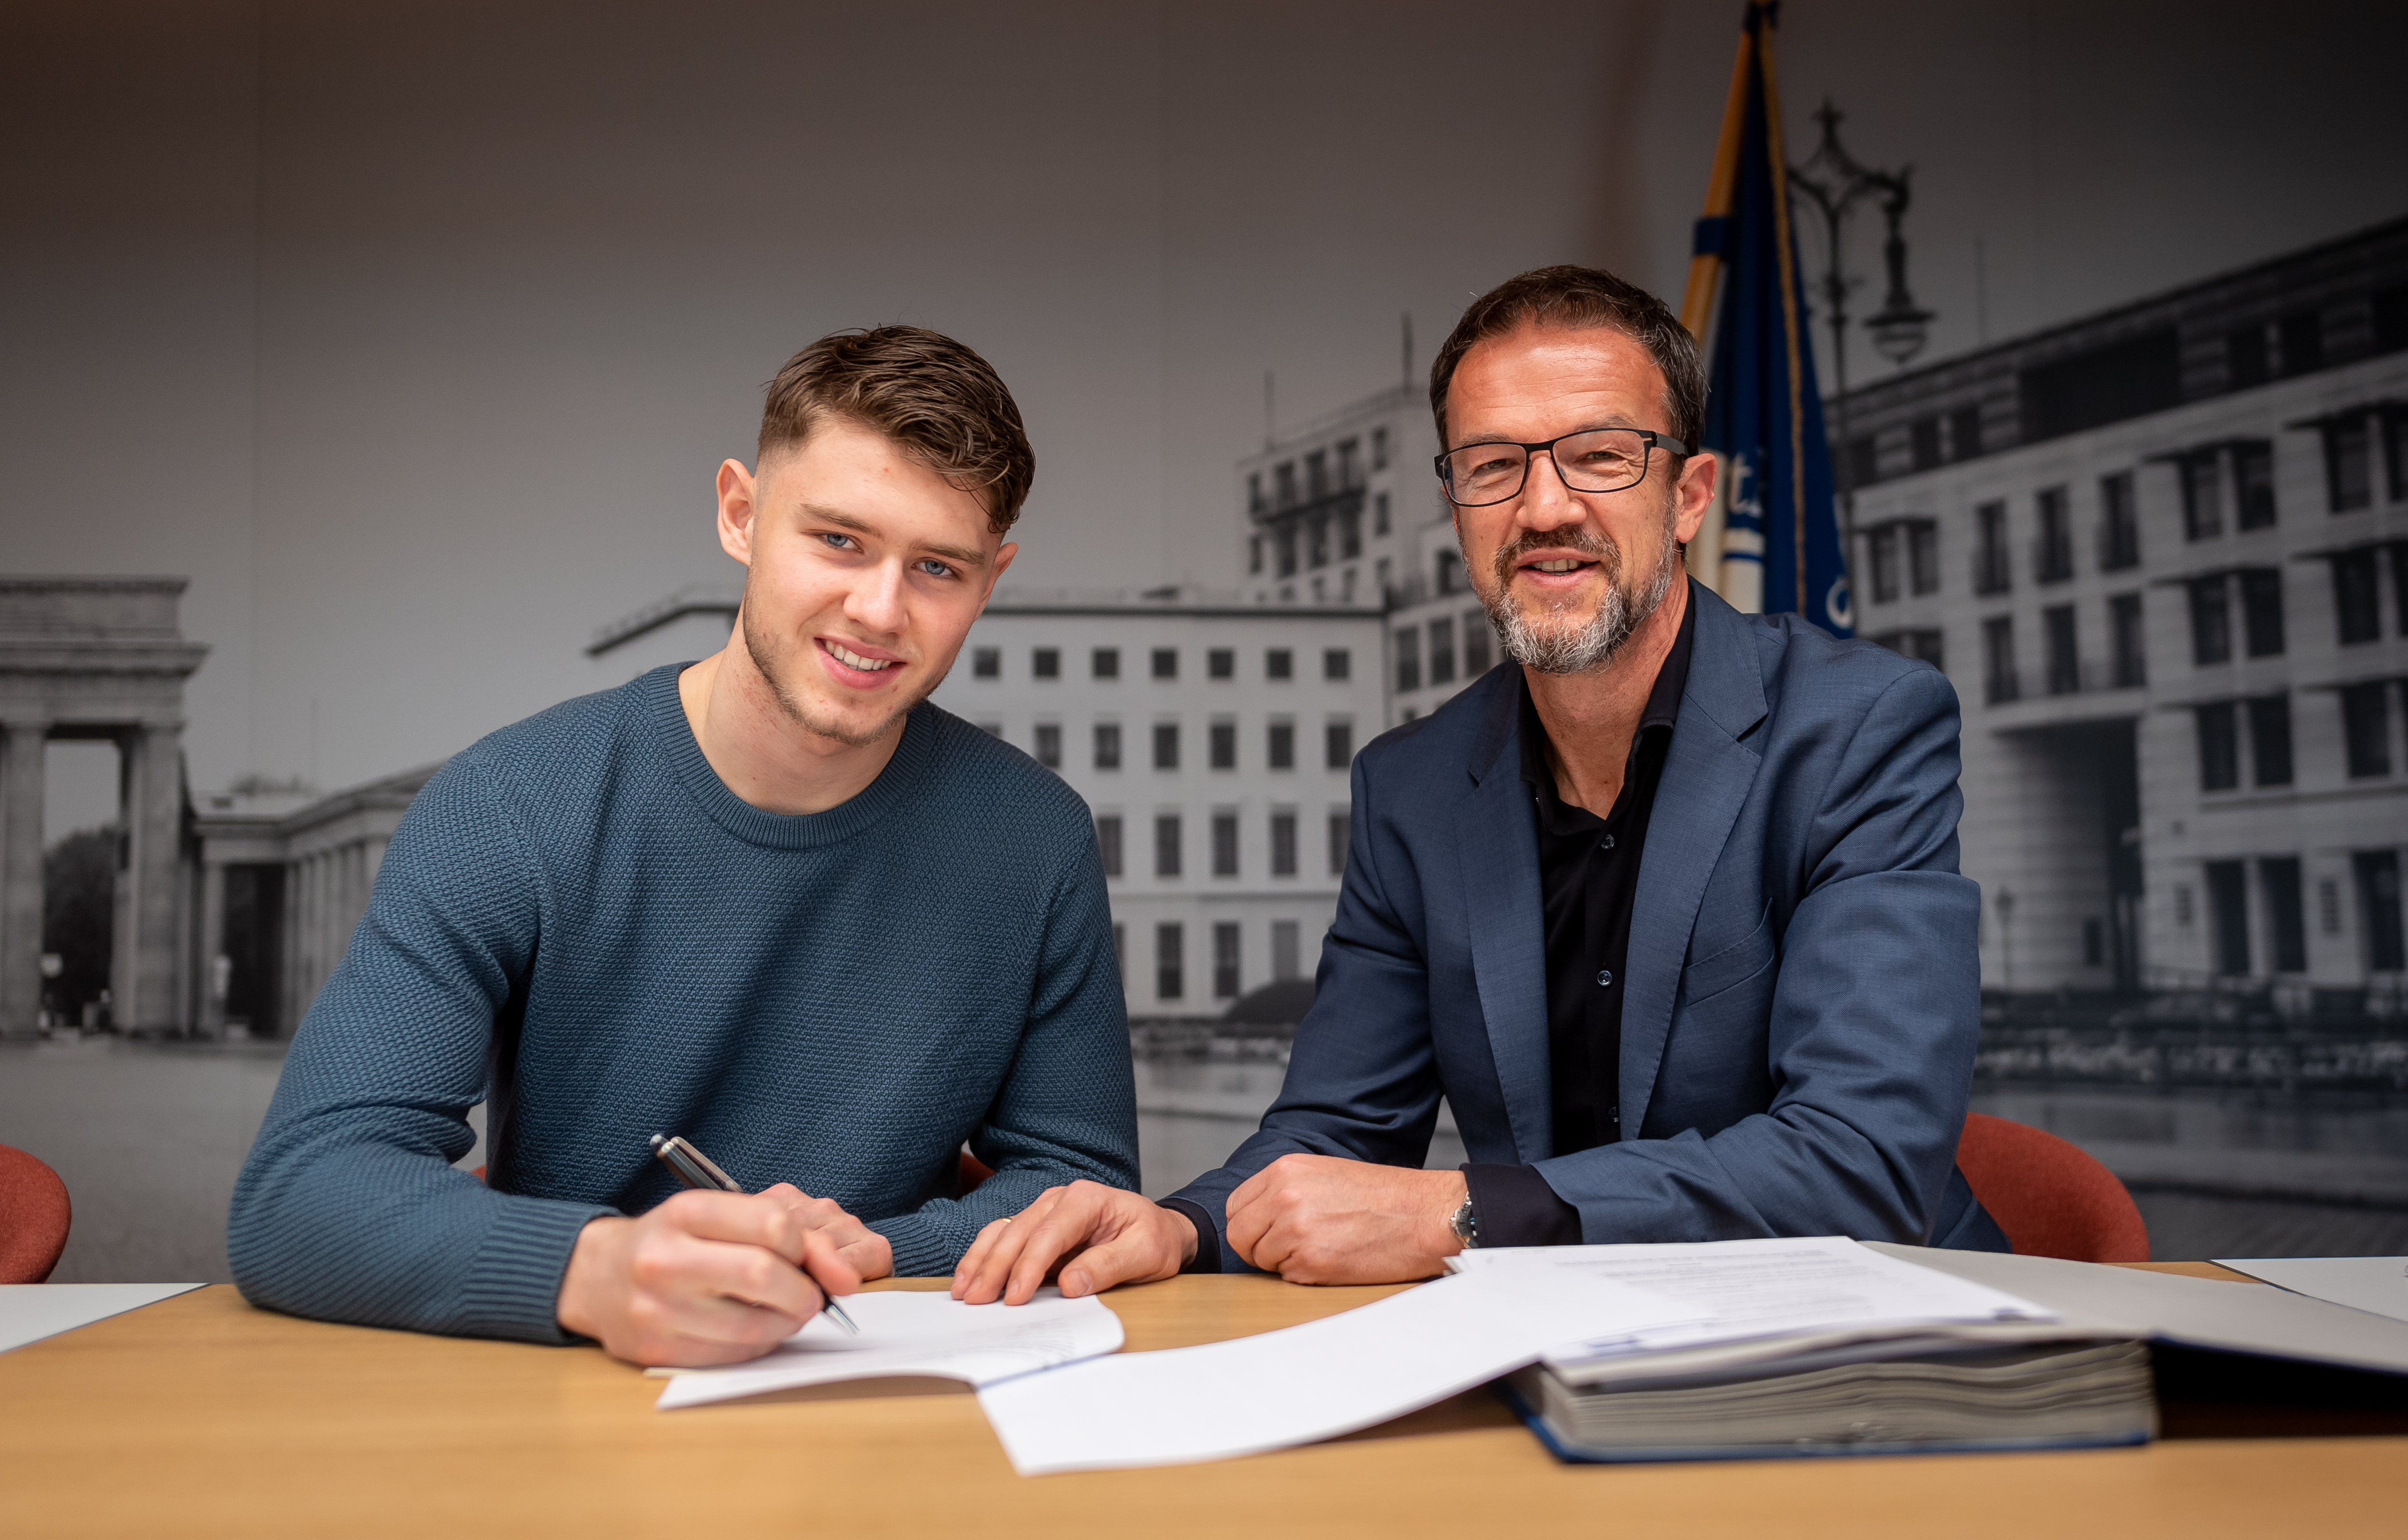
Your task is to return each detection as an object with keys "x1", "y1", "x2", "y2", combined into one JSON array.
[
  {"x1": 1995, "y1": 888, "x2": 2017, "y2": 995},
  {"x1": 1788, "y1": 99, "x2": 1933, "y2": 503}
]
